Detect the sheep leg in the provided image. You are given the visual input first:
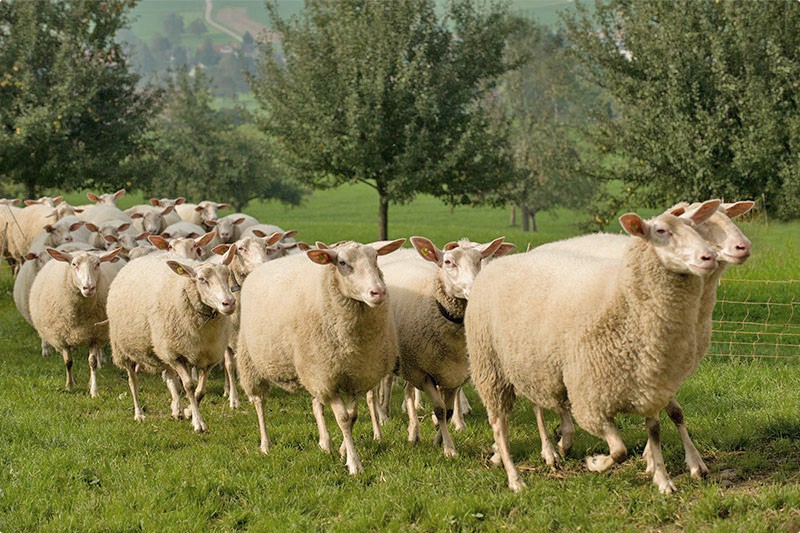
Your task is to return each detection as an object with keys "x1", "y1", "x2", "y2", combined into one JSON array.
[
  {"x1": 252, "y1": 394, "x2": 270, "y2": 453},
  {"x1": 557, "y1": 409, "x2": 575, "y2": 457},
  {"x1": 423, "y1": 379, "x2": 457, "y2": 457},
  {"x1": 194, "y1": 368, "x2": 208, "y2": 404},
  {"x1": 163, "y1": 369, "x2": 184, "y2": 420},
  {"x1": 61, "y1": 348, "x2": 75, "y2": 390},
  {"x1": 41, "y1": 339, "x2": 53, "y2": 357},
  {"x1": 224, "y1": 347, "x2": 239, "y2": 409},
  {"x1": 338, "y1": 397, "x2": 358, "y2": 458},
  {"x1": 645, "y1": 417, "x2": 677, "y2": 494},
  {"x1": 377, "y1": 374, "x2": 393, "y2": 423},
  {"x1": 87, "y1": 345, "x2": 100, "y2": 398},
  {"x1": 124, "y1": 361, "x2": 145, "y2": 422},
  {"x1": 329, "y1": 395, "x2": 363, "y2": 476},
  {"x1": 404, "y1": 381, "x2": 421, "y2": 444},
  {"x1": 489, "y1": 410, "x2": 526, "y2": 492},
  {"x1": 535, "y1": 406, "x2": 558, "y2": 469},
  {"x1": 312, "y1": 397, "x2": 331, "y2": 453},
  {"x1": 586, "y1": 422, "x2": 627, "y2": 473},
  {"x1": 460, "y1": 387, "x2": 472, "y2": 414},
  {"x1": 663, "y1": 398, "x2": 709, "y2": 479},
  {"x1": 451, "y1": 386, "x2": 467, "y2": 432},
  {"x1": 414, "y1": 387, "x2": 424, "y2": 412},
  {"x1": 365, "y1": 387, "x2": 383, "y2": 441},
  {"x1": 172, "y1": 361, "x2": 206, "y2": 433}
]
